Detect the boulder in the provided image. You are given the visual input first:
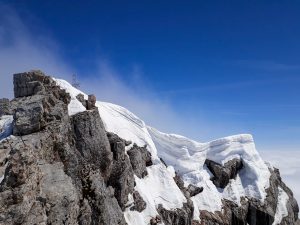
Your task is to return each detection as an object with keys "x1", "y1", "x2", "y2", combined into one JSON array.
[
  {"x1": 13, "y1": 95, "x2": 46, "y2": 135},
  {"x1": 76, "y1": 93, "x2": 86, "y2": 108},
  {"x1": 127, "y1": 143, "x2": 152, "y2": 178},
  {"x1": 205, "y1": 158, "x2": 243, "y2": 188},
  {"x1": 13, "y1": 71, "x2": 49, "y2": 98},
  {"x1": 87, "y1": 94, "x2": 96, "y2": 110},
  {"x1": 130, "y1": 190, "x2": 147, "y2": 212}
]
